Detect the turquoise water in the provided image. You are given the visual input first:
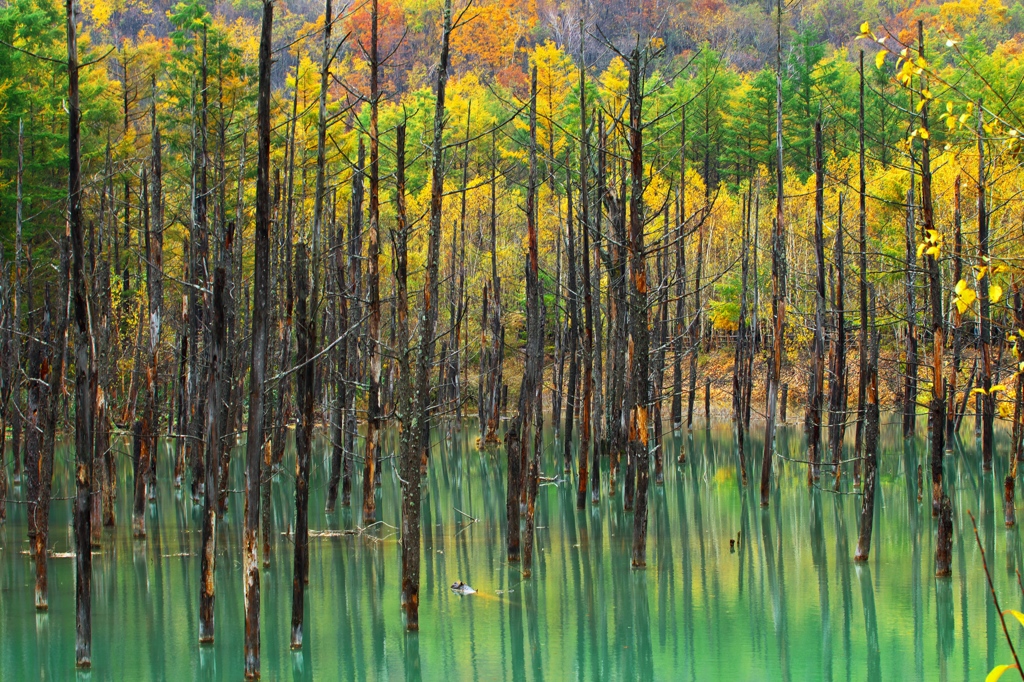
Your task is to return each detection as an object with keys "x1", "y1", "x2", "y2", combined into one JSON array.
[{"x1": 0, "y1": 419, "x2": 1021, "y2": 680}]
